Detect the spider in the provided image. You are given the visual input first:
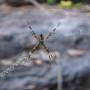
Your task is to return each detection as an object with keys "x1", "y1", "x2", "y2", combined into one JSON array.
[{"x1": 28, "y1": 26, "x2": 56, "y2": 61}]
